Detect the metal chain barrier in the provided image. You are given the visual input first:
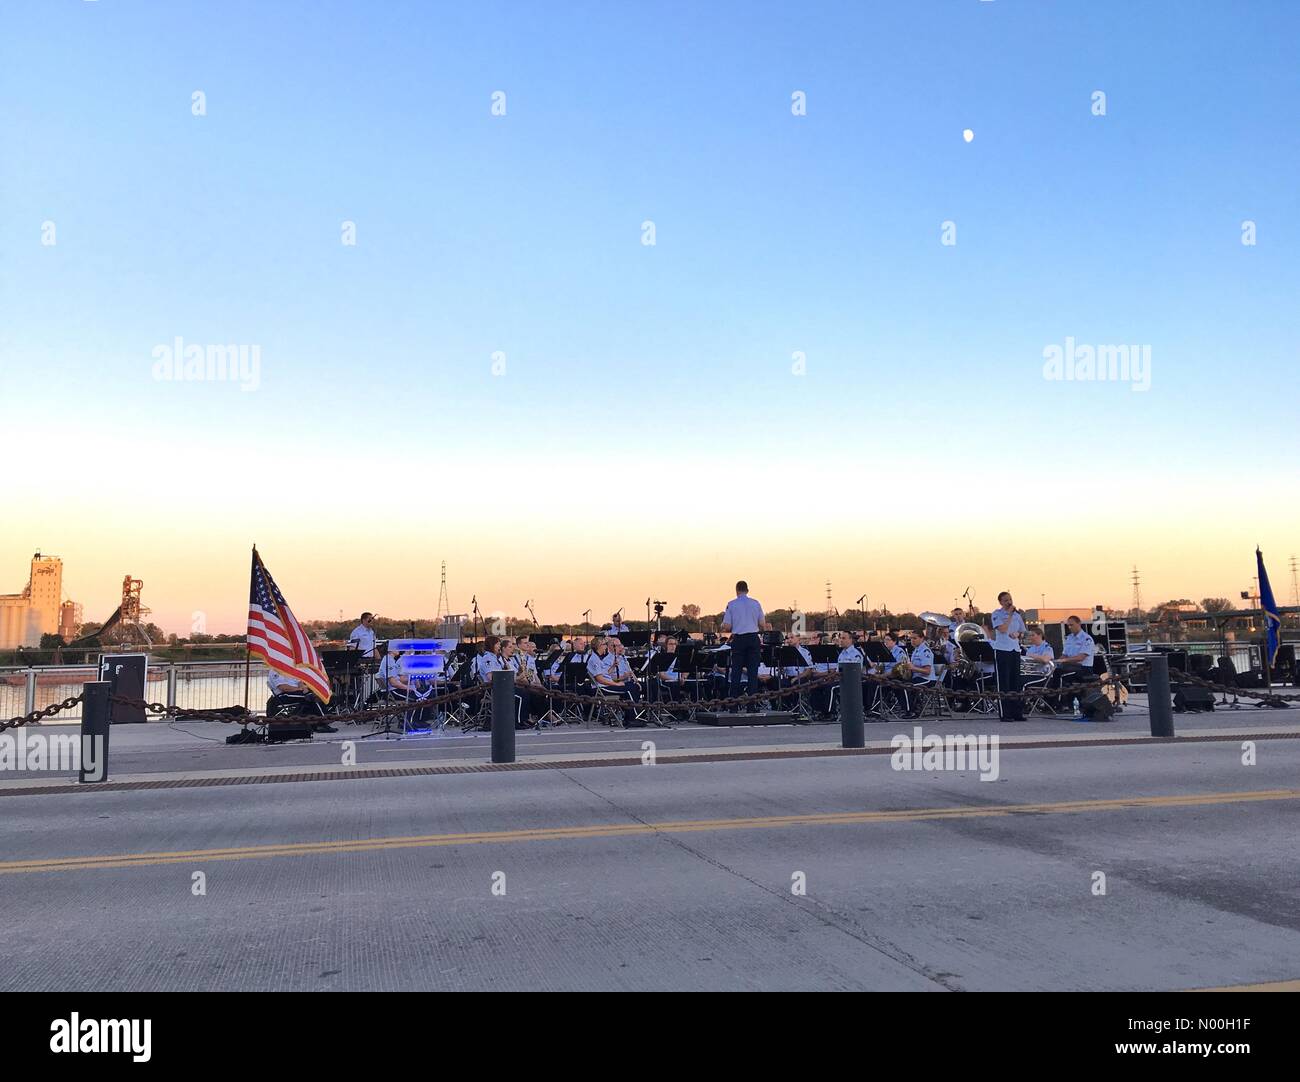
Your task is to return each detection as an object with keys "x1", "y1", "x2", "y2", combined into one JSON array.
[
  {"x1": 103, "y1": 685, "x2": 483, "y2": 727},
  {"x1": 538, "y1": 670, "x2": 842, "y2": 713},
  {"x1": 0, "y1": 694, "x2": 87, "y2": 733},
  {"x1": 857, "y1": 667, "x2": 1106, "y2": 705},
  {"x1": 7, "y1": 662, "x2": 1298, "y2": 733}
]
